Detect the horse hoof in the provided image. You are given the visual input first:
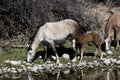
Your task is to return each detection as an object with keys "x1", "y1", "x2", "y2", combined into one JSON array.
[
  {"x1": 106, "y1": 50, "x2": 113, "y2": 54},
  {"x1": 116, "y1": 47, "x2": 119, "y2": 51},
  {"x1": 43, "y1": 59, "x2": 47, "y2": 62}
]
